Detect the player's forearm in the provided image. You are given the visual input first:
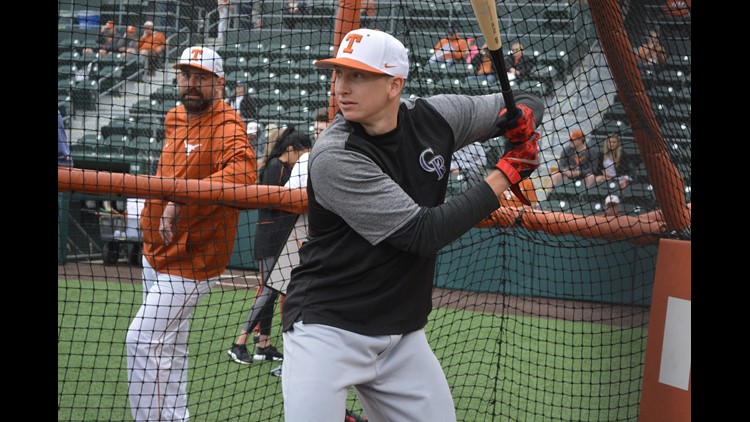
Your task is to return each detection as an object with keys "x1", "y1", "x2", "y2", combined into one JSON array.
[{"x1": 386, "y1": 178, "x2": 503, "y2": 257}]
